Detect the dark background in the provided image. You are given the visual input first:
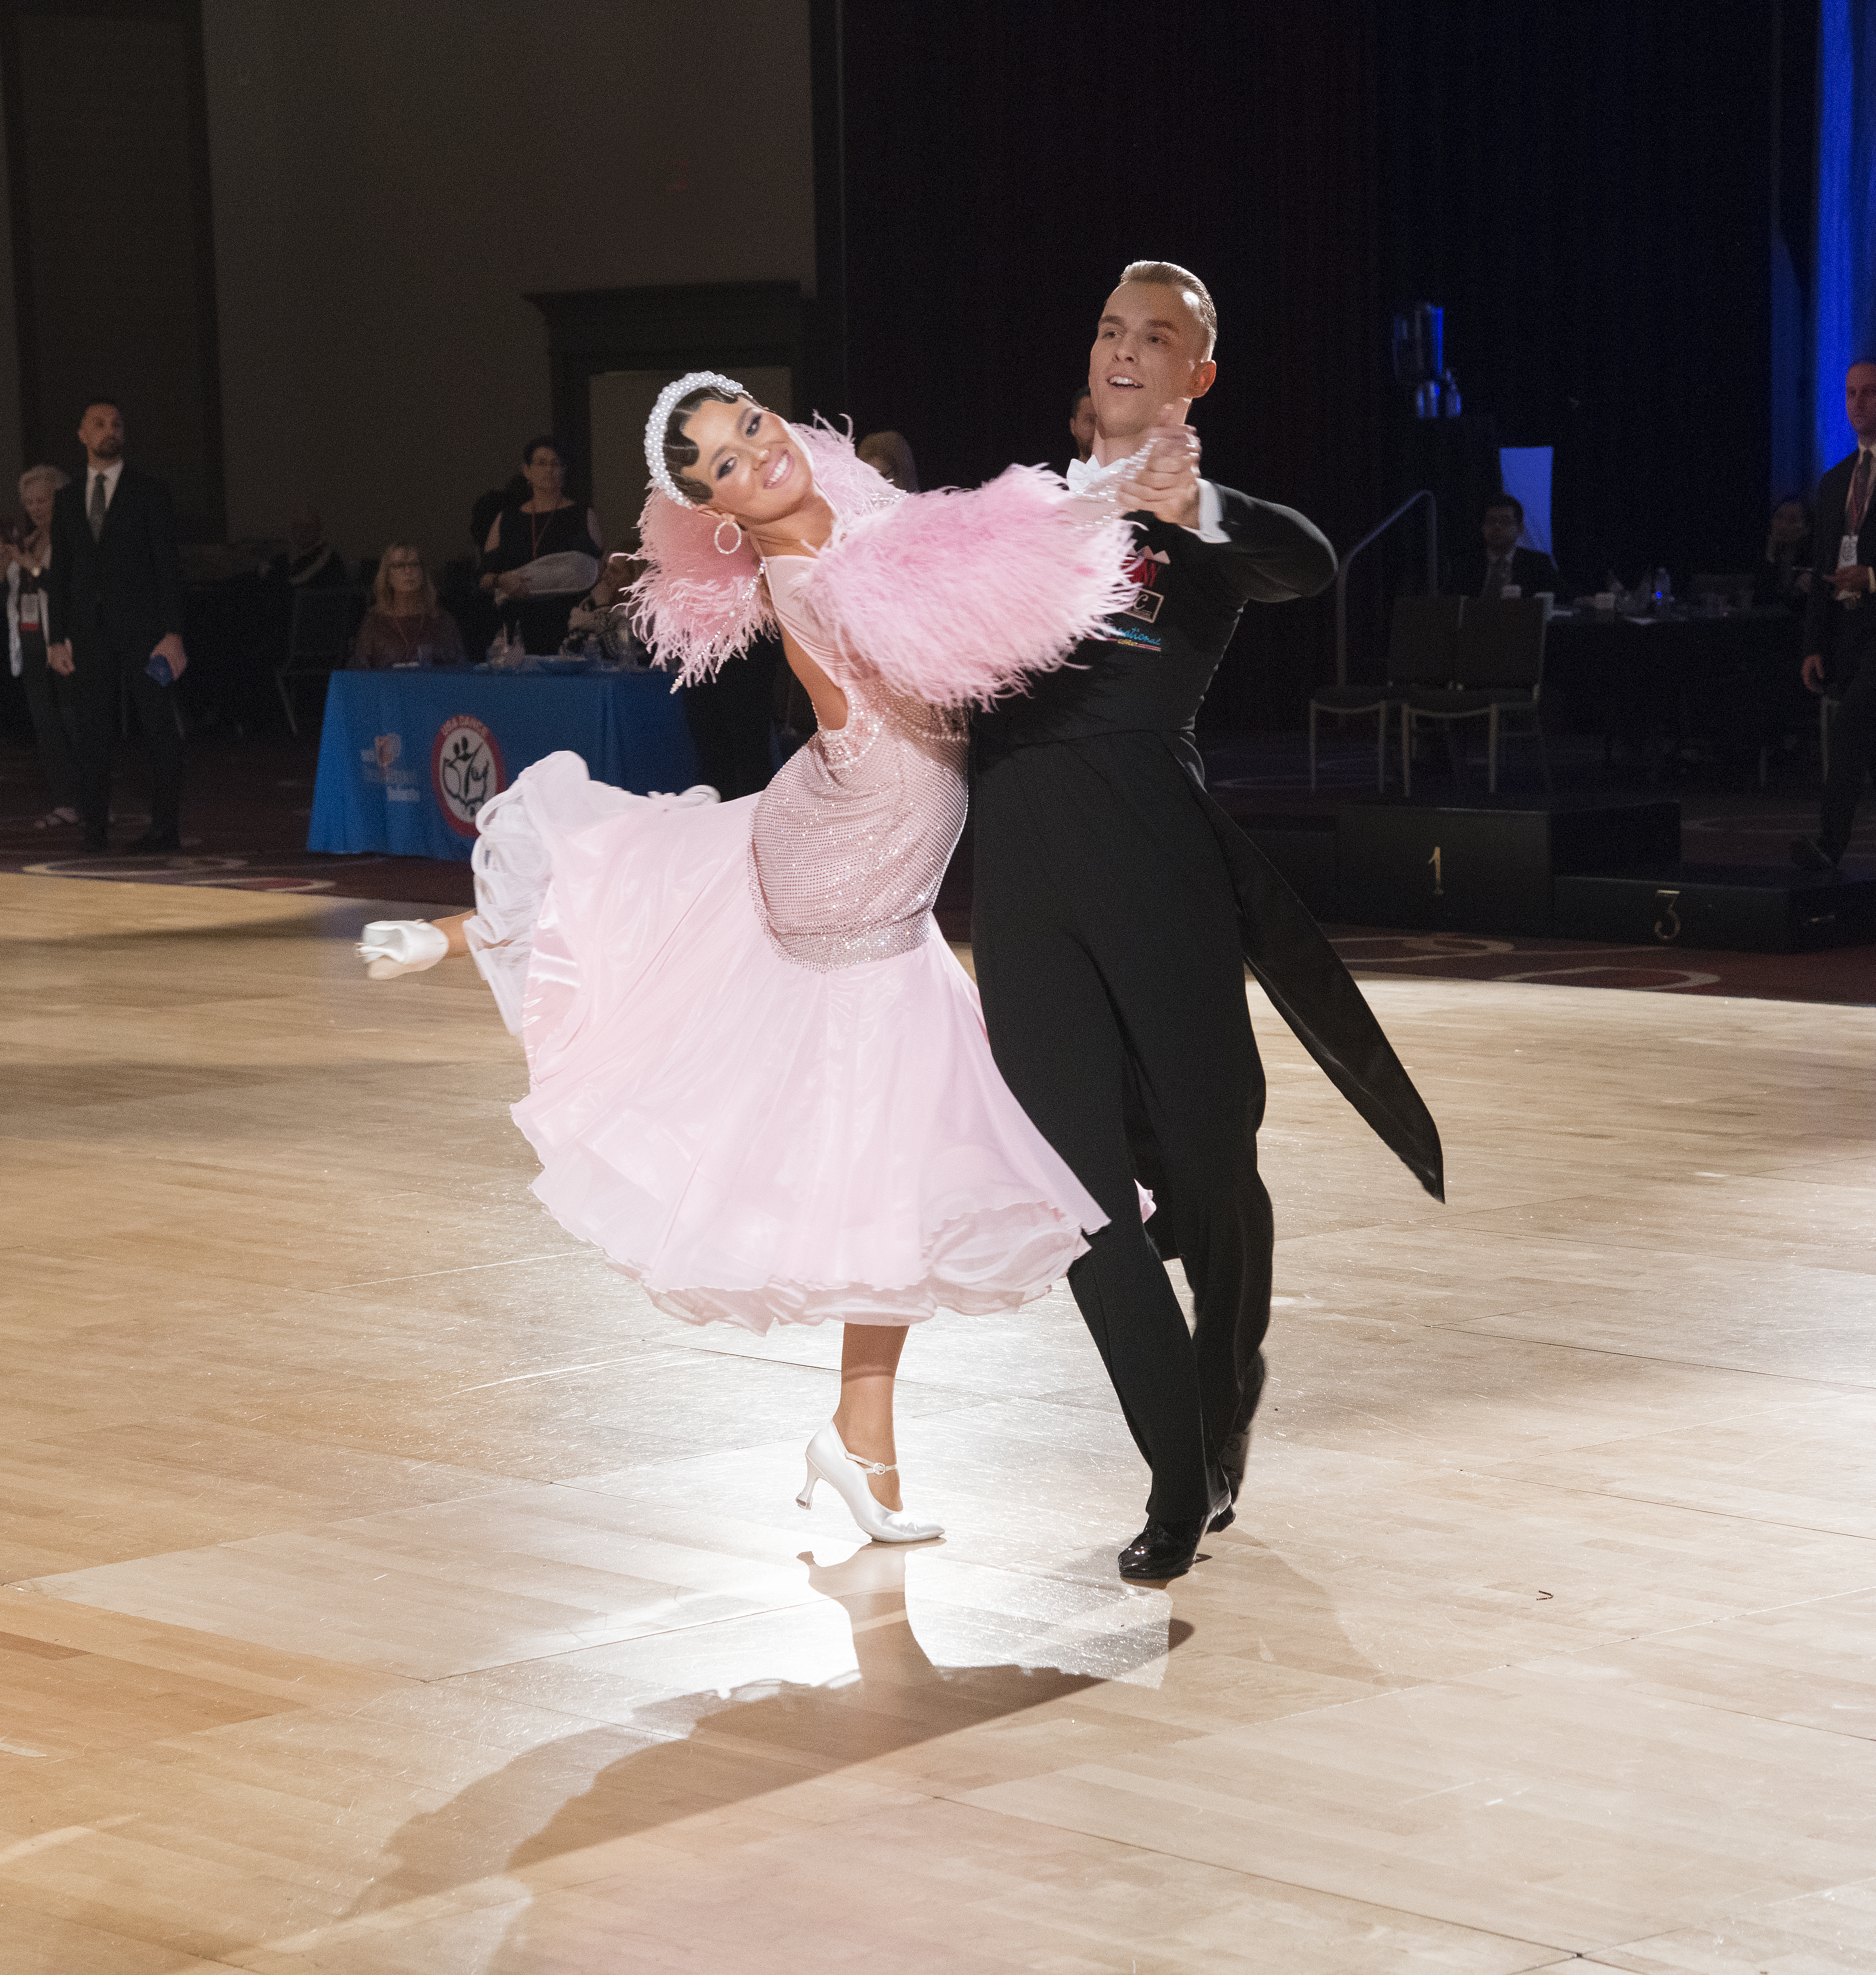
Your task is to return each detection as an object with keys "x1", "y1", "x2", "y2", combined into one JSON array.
[
  {"x1": 0, "y1": 0, "x2": 1816, "y2": 733},
  {"x1": 2, "y1": 0, "x2": 224, "y2": 537},
  {"x1": 831, "y1": 0, "x2": 1802, "y2": 727}
]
